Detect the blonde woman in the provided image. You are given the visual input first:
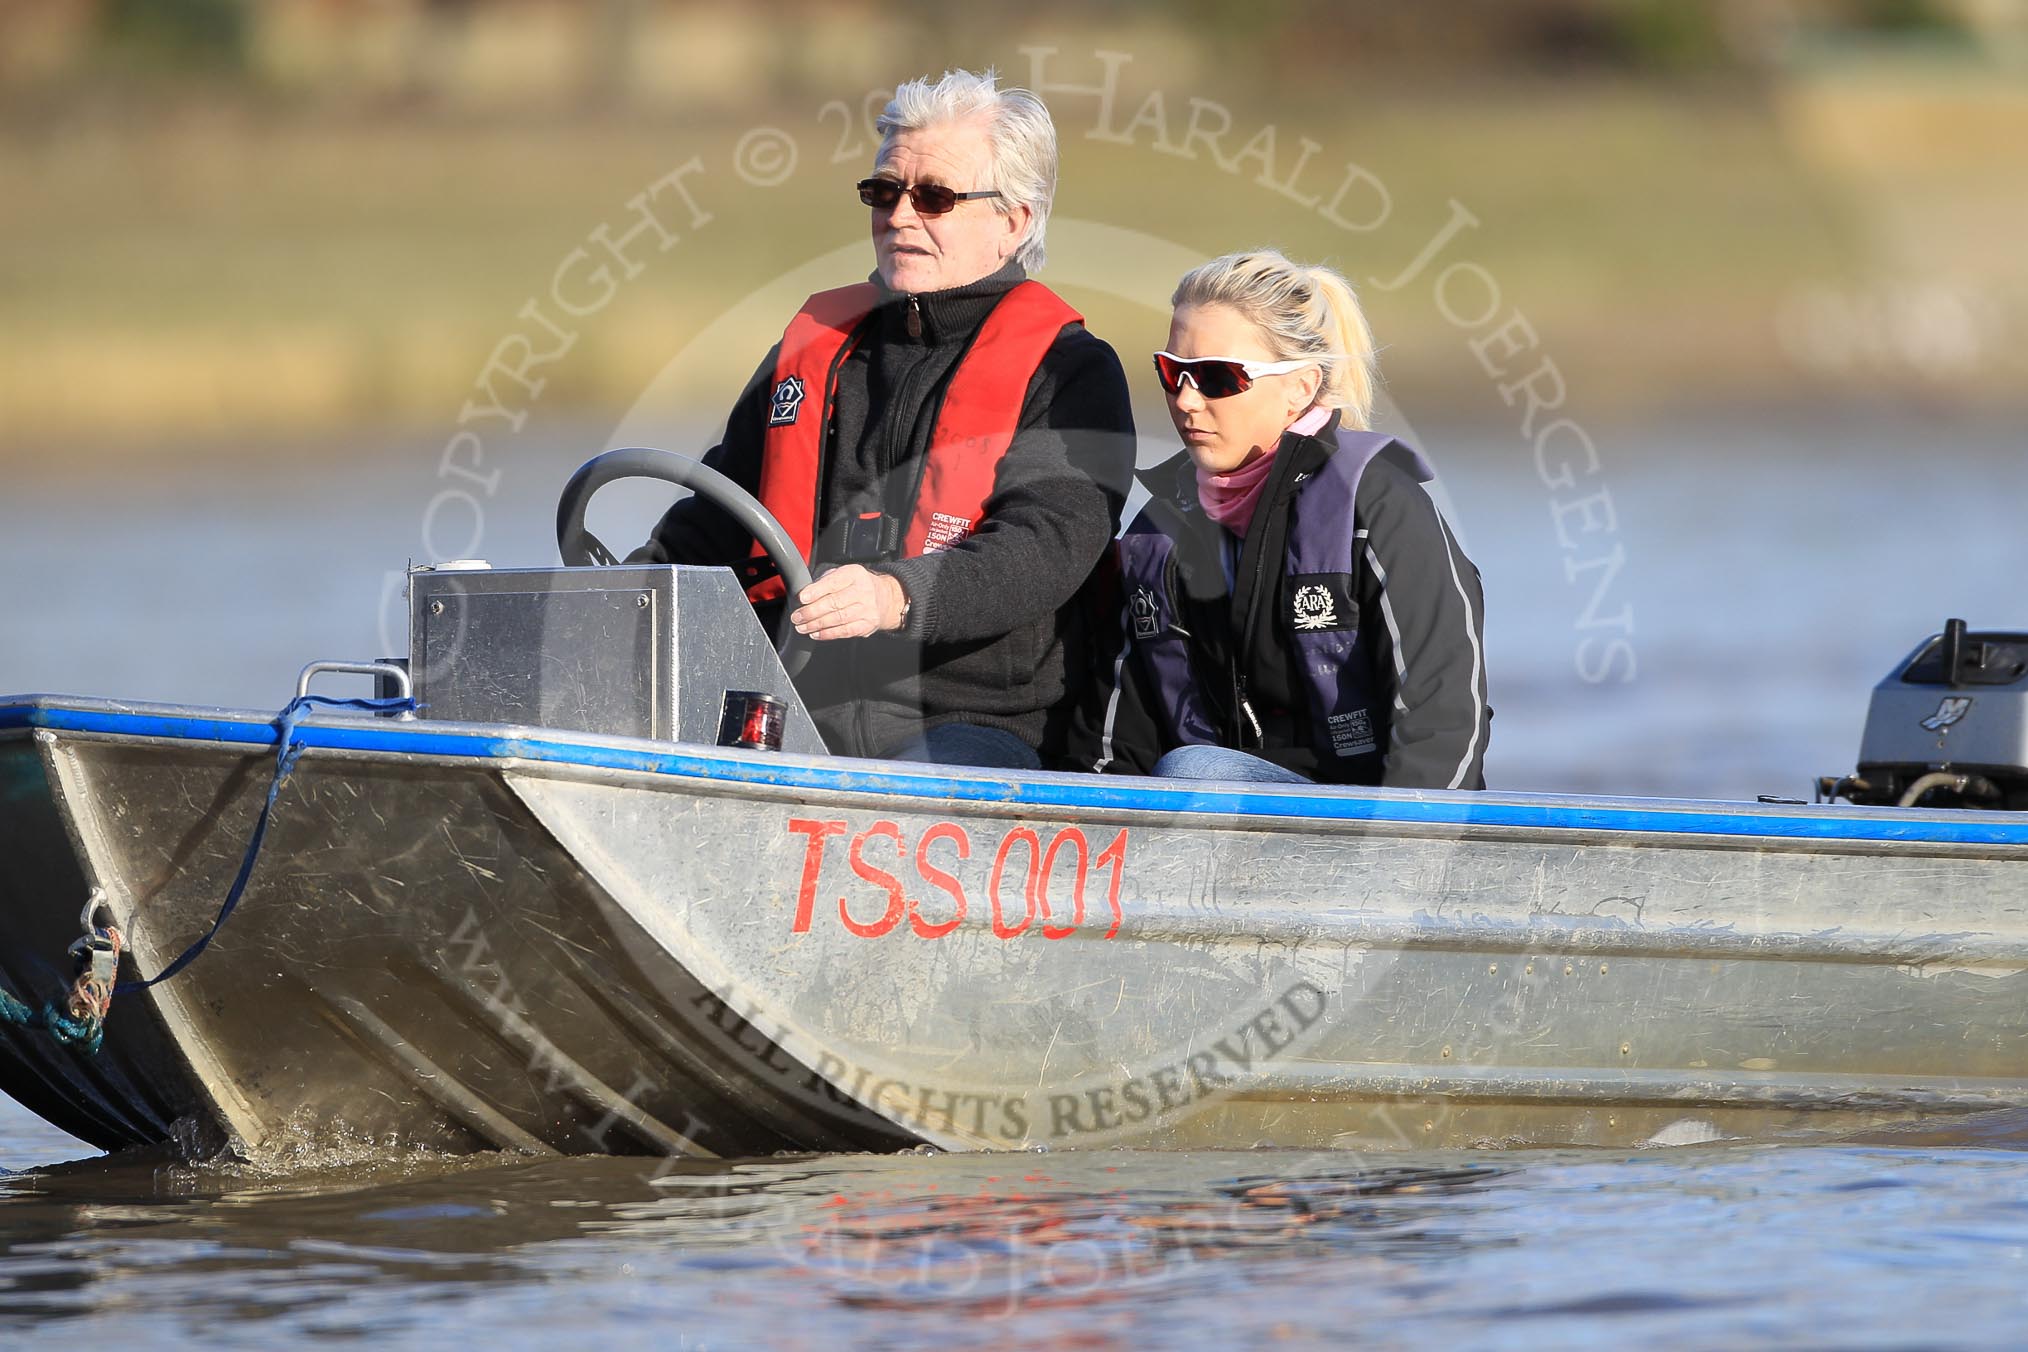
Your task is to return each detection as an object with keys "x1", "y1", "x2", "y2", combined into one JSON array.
[{"x1": 1079, "y1": 250, "x2": 1489, "y2": 788}]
